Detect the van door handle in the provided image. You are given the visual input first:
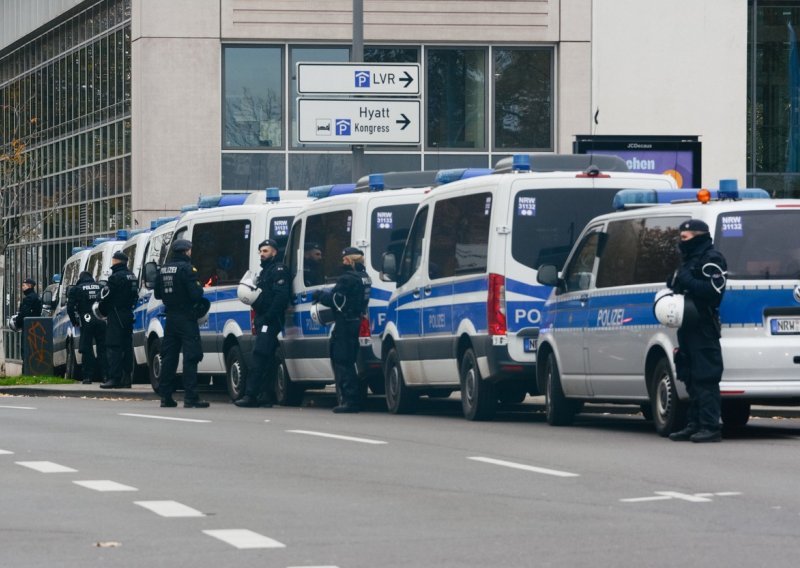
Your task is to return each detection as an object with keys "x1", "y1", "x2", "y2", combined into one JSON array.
[
  {"x1": 423, "y1": 285, "x2": 432, "y2": 296},
  {"x1": 300, "y1": 292, "x2": 308, "y2": 302},
  {"x1": 579, "y1": 294, "x2": 589, "y2": 304},
  {"x1": 412, "y1": 288, "x2": 421, "y2": 299}
]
